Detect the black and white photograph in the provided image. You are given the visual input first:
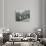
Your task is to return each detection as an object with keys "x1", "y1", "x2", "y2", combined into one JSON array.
[
  {"x1": 16, "y1": 10, "x2": 30, "y2": 22},
  {"x1": 0, "y1": 0, "x2": 46, "y2": 46}
]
